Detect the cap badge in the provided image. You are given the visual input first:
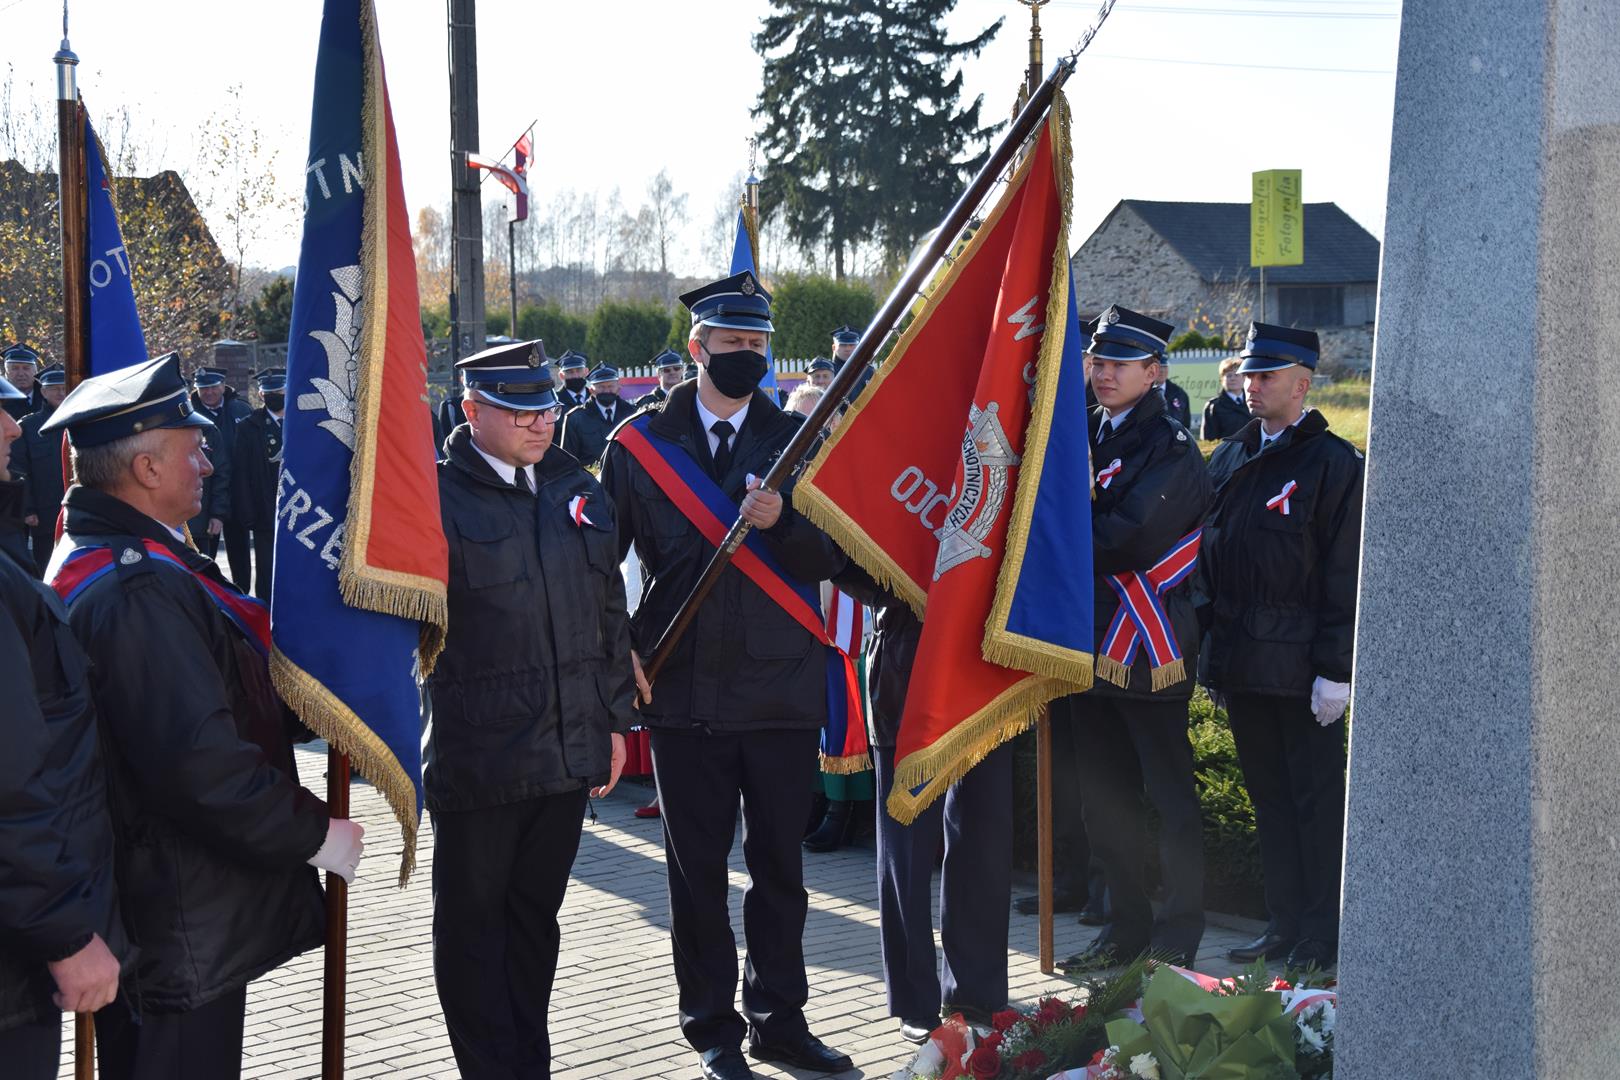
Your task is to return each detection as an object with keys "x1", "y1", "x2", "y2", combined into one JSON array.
[
  {"x1": 740, "y1": 276, "x2": 756, "y2": 296},
  {"x1": 120, "y1": 547, "x2": 143, "y2": 565},
  {"x1": 527, "y1": 346, "x2": 540, "y2": 368},
  {"x1": 1104, "y1": 308, "x2": 1120, "y2": 325}
]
